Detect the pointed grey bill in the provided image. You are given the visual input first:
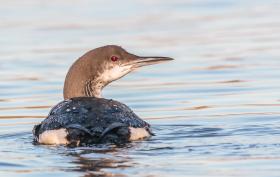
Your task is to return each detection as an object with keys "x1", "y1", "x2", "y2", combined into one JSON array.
[{"x1": 123, "y1": 56, "x2": 174, "y2": 69}]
